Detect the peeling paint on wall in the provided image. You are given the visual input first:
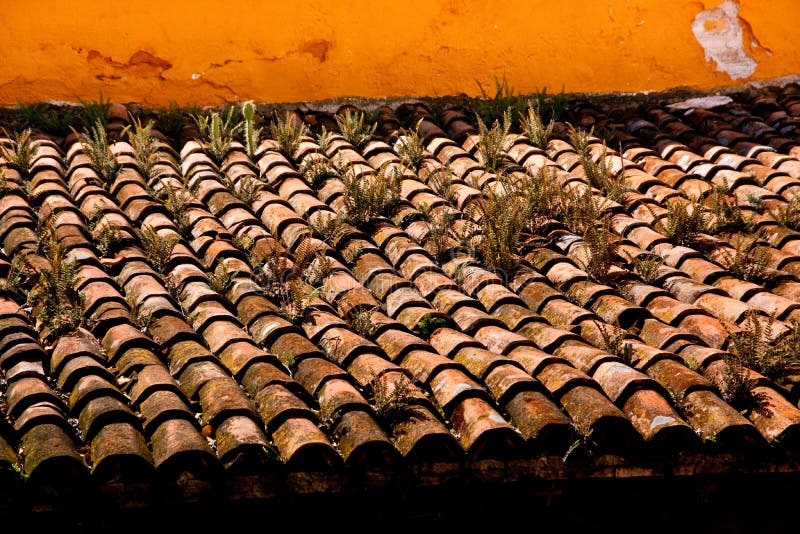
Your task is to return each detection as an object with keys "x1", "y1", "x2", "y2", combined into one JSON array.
[{"x1": 692, "y1": 0, "x2": 757, "y2": 80}]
